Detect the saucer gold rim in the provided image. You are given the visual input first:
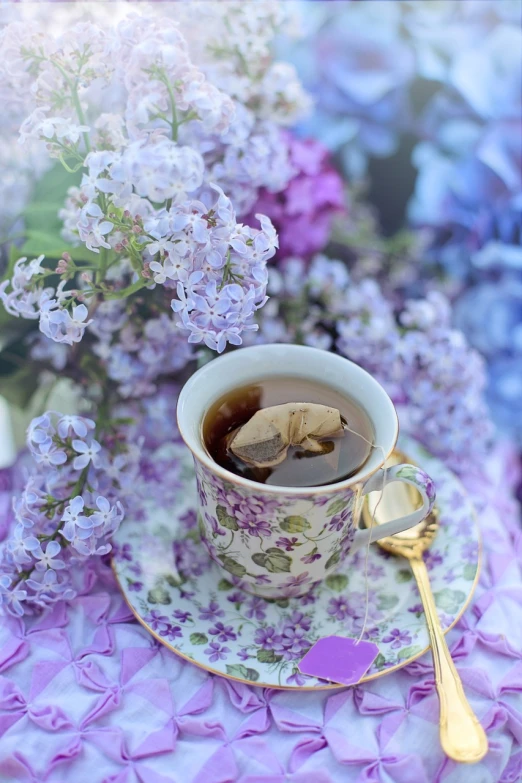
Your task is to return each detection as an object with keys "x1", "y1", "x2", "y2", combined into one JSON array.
[{"x1": 111, "y1": 481, "x2": 482, "y2": 691}]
